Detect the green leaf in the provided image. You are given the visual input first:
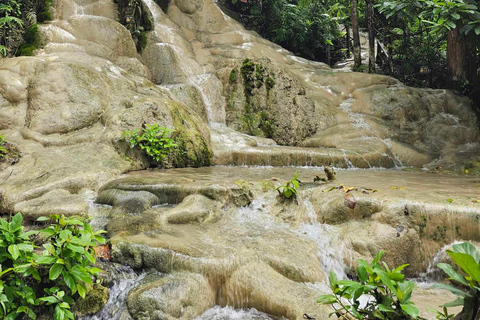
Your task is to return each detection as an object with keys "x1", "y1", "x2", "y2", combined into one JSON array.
[
  {"x1": 451, "y1": 242, "x2": 480, "y2": 264},
  {"x1": 37, "y1": 296, "x2": 58, "y2": 304},
  {"x1": 437, "y1": 263, "x2": 468, "y2": 286},
  {"x1": 17, "y1": 243, "x2": 33, "y2": 252},
  {"x1": 442, "y1": 297, "x2": 464, "y2": 307},
  {"x1": 36, "y1": 255, "x2": 56, "y2": 265},
  {"x1": 62, "y1": 271, "x2": 76, "y2": 293},
  {"x1": 357, "y1": 262, "x2": 367, "y2": 282},
  {"x1": 36, "y1": 217, "x2": 50, "y2": 222},
  {"x1": 447, "y1": 252, "x2": 480, "y2": 282},
  {"x1": 8, "y1": 244, "x2": 20, "y2": 260},
  {"x1": 77, "y1": 283, "x2": 87, "y2": 299},
  {"x1": 401, "y1": 303, "x2": 419, "y2": 319},
  {"x1": 433, "y1": 283, "x2": 471, "y2": 297},
  {"x1": 317, "y1": 294, "x2": 337, "y2": 304},
  {"x1": 71, "y1": 266, "x2": 92, "y2": 284},
  {"x1": 54, "y1": 305, "x2": 64, "y2": 320},
  {"x1": 49, "y1": 264, "x2": 63, "y2": 281},
  {"x1": 10, "y1": 213, "x2": 23, "y2": 232}
]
